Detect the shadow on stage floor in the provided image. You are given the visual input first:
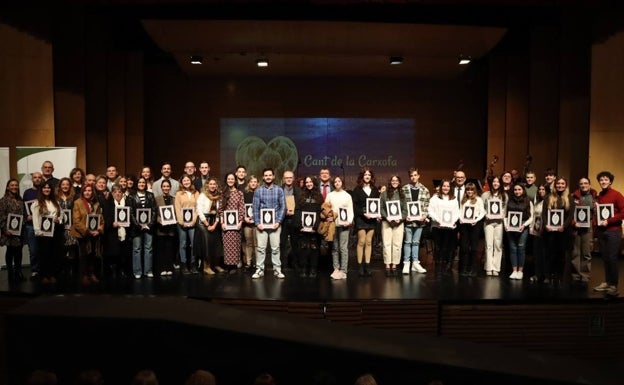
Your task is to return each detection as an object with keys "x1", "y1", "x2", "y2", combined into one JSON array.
[{"x1": 1, "y1": 255, "x2": 623, "y2": 385}]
